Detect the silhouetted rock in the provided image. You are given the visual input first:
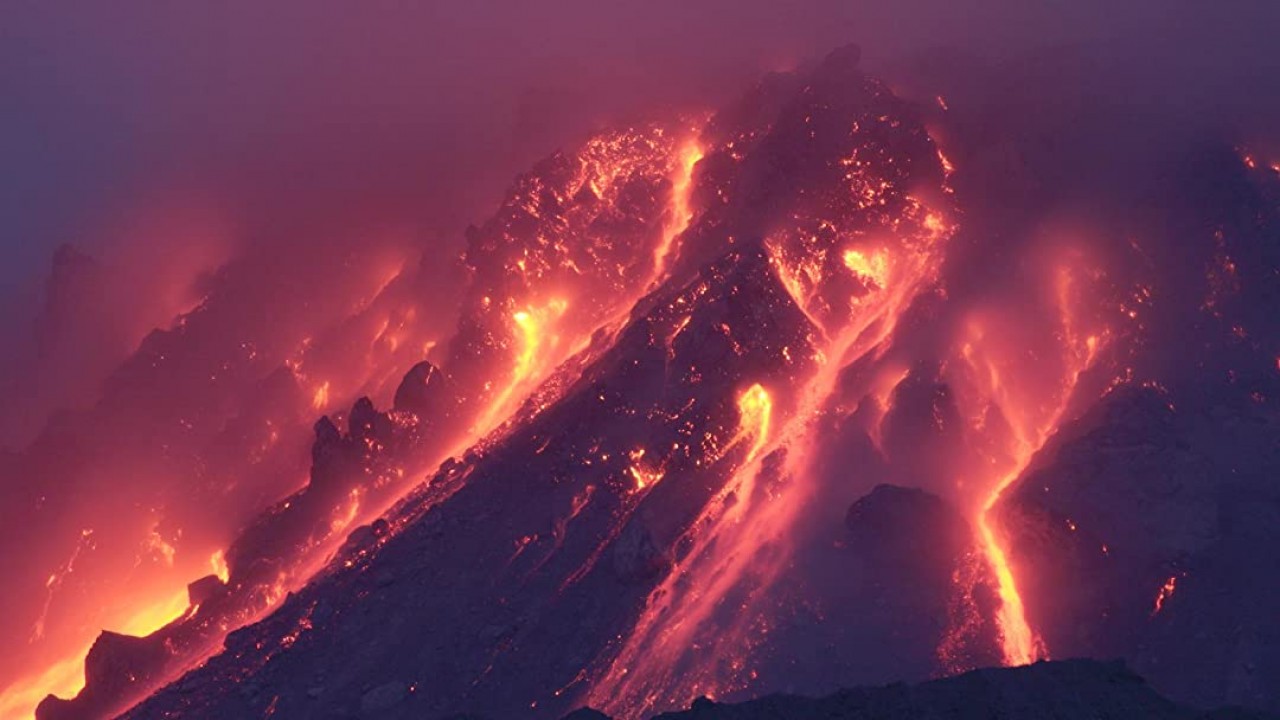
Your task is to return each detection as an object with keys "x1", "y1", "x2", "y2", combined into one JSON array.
[
  {"x1": 846, "y1": 484, "x2": 971, "y2": 554},
  {"x1": 645, "y1": 659, "x2": 1277, "y2": 720},
  {"x1": 561, "y1": 709, "x2": 613, "y2": 720},
  {"x1": 393, "y1": 361, "x2": 450, "y2": 420},
  {"x1": 187, "y1": 574, "x2": 226, "y2": 607}
]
